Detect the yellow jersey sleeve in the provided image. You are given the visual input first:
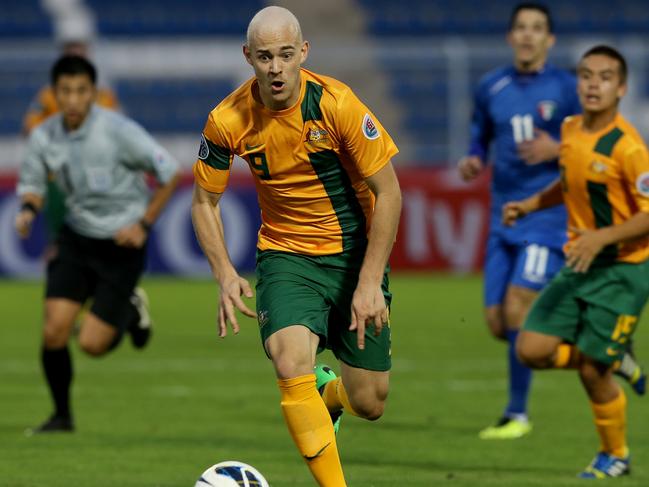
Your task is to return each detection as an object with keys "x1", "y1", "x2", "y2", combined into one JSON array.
[
  {"x1": 96, "y1": 88, "x2": 120, "y2": 111},
  {"x1": 623, "y1": 144, "x2": 649, "y2": 213},
  {"x1": 22, "y1": 87, "x2": 58, "y2": 133},
  {"x1": 193, "y1": 113, "x2": 234, "y2": 194},
  {"x1": 336, "y1": 89, "x2": 399, "y2": 178}
]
